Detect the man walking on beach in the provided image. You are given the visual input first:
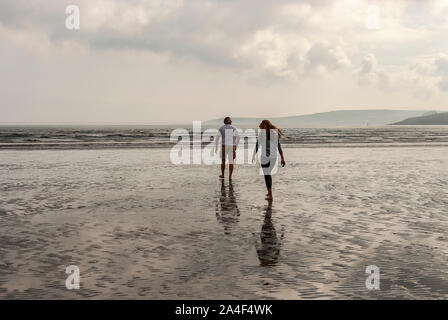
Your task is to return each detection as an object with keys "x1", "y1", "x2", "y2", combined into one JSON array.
[{"x1": 216, "y1": 117, "x2": 240, "y2": 180}]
